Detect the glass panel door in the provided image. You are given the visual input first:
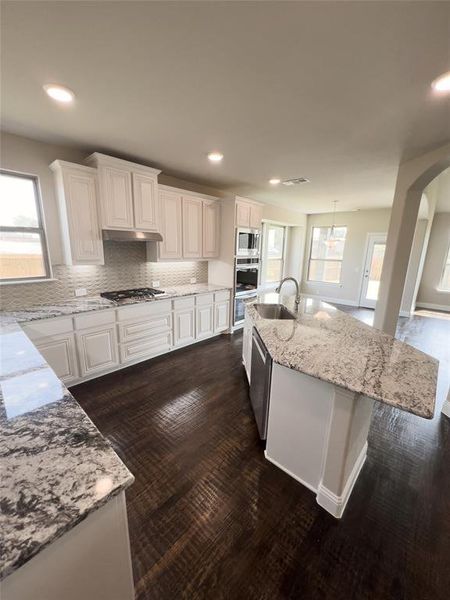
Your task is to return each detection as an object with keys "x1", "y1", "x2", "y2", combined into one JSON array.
[{"x1": 359, "y1": 234, "x2": 387, "y2": 309}]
